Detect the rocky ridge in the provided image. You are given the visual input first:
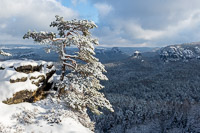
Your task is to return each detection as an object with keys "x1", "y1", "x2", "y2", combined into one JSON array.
[{"x1": 160, "y1": 43, "x2": 200, "y2": 61}]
